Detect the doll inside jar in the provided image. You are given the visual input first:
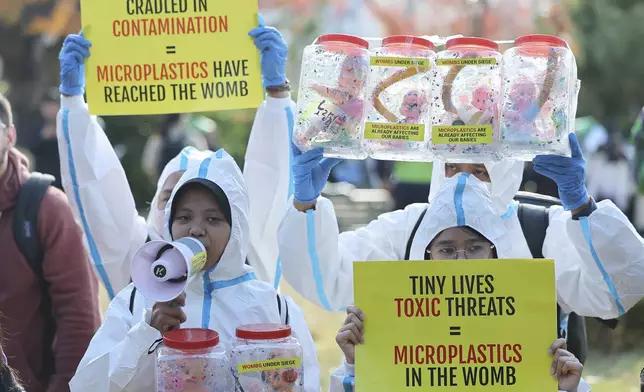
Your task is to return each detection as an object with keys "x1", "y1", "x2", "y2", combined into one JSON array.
[
  {"x1": 163, "y1": 358, "x2": 212, "y2": 392},
  {"x1": 297, "y1": 52, "x2": 370, "y2": 146},
  {"x1": 440, "y1": 37, "x2": 500, "y2": 128},
  {"x1": 260, "y1": 353, "x2": 301, "y2": 392},
  {"x1": 502, "y1": 44, "x2": 562, "y2": 142}
]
